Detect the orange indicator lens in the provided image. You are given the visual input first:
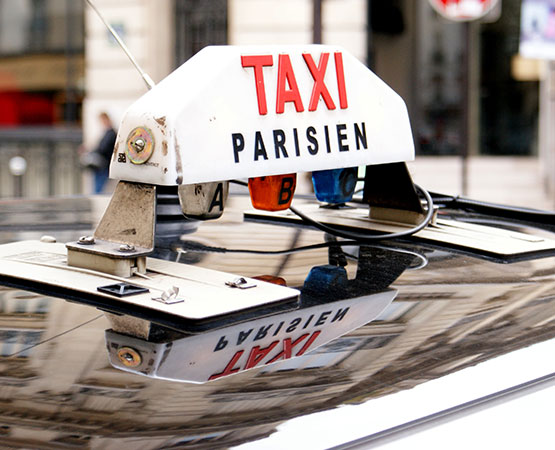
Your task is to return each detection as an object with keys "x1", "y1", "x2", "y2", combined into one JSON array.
[
  {"x1": 253, "y1": 275, "x2": 287, "y2": 286},
  {"x1": 248, "y1": 173, "x2": 297, "y2": 211}
]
